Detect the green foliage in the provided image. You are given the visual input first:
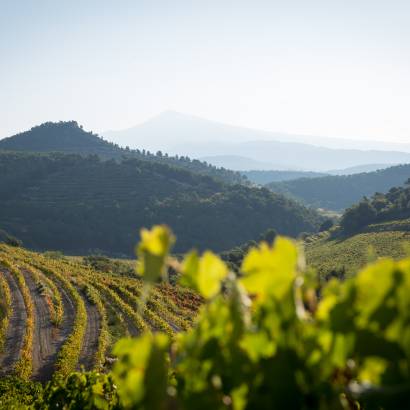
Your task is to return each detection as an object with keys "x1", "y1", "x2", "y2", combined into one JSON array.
[
  {"x1": 181, "y1": 251, "x2": 228, "y2": 299},
  {"x1": 38, "y1": 372, "x2": 119, "y2": 410},
  {"x1": 83, "y1": 284, "x2": 111, "y2": 370},
  {"x1": 267, "y1": 164, "x2": 410, "y2": 211},
  {"x1": 259, "y1": 227, "x2": 277, "y2": 243},
  {"x1": 0, "y1": 274, "x2": 11, "y2": 353},
  {"x1": 137, "y1": 225, "x2": 175, "y2": 282},
  {"x1": 0, "y1": 151, "x2": 321, "y2": 255},
  {"x1": 220, "y1": 228, "x2": 277, "y2": 272},
  {"x1": 319, "y1": 219, "x2": 334, "y2": 232},
  {"x1": 2, "y1": 258, "x2": 34, "y2": 380},
  {"x1": 243, "y1": 170, "x2": 327, "y2": 185},
  {"x1": 0, "y1": 229, "x2": 22, "y2": 247},
  {"x1": 83, "y1": 255, "x2": 134, "y2": 276},
  {"x1": 33, "y1": 263, "x2": 88, "y2": 378},
  {"x1": 111, "y1": 226, "x2": 410, "y2": 409},
  {"x1": 43, "y1": 250, "x2": 64, "y2": 259},
  {"x1": 0, "y1": 376, "x2": 43, "y2": 409},
  {"x1": 112, "y1": 334, "x2": 169, "y2": 409},
  {"x1": 0, "y1": 121, "x2": 246, "y2": 185},
  {"x1": 306, "y1": 219, "x2": 410, "y2": 279},
  {"x1": 1, "y1": 226, "x2": 409, "y2": 409},
  {"x1": 341, "y1": 199, "x2": 377, "y2": 233},
  {"x1": 341, "y1": 183, "x2": 410, "y2": 233}
]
